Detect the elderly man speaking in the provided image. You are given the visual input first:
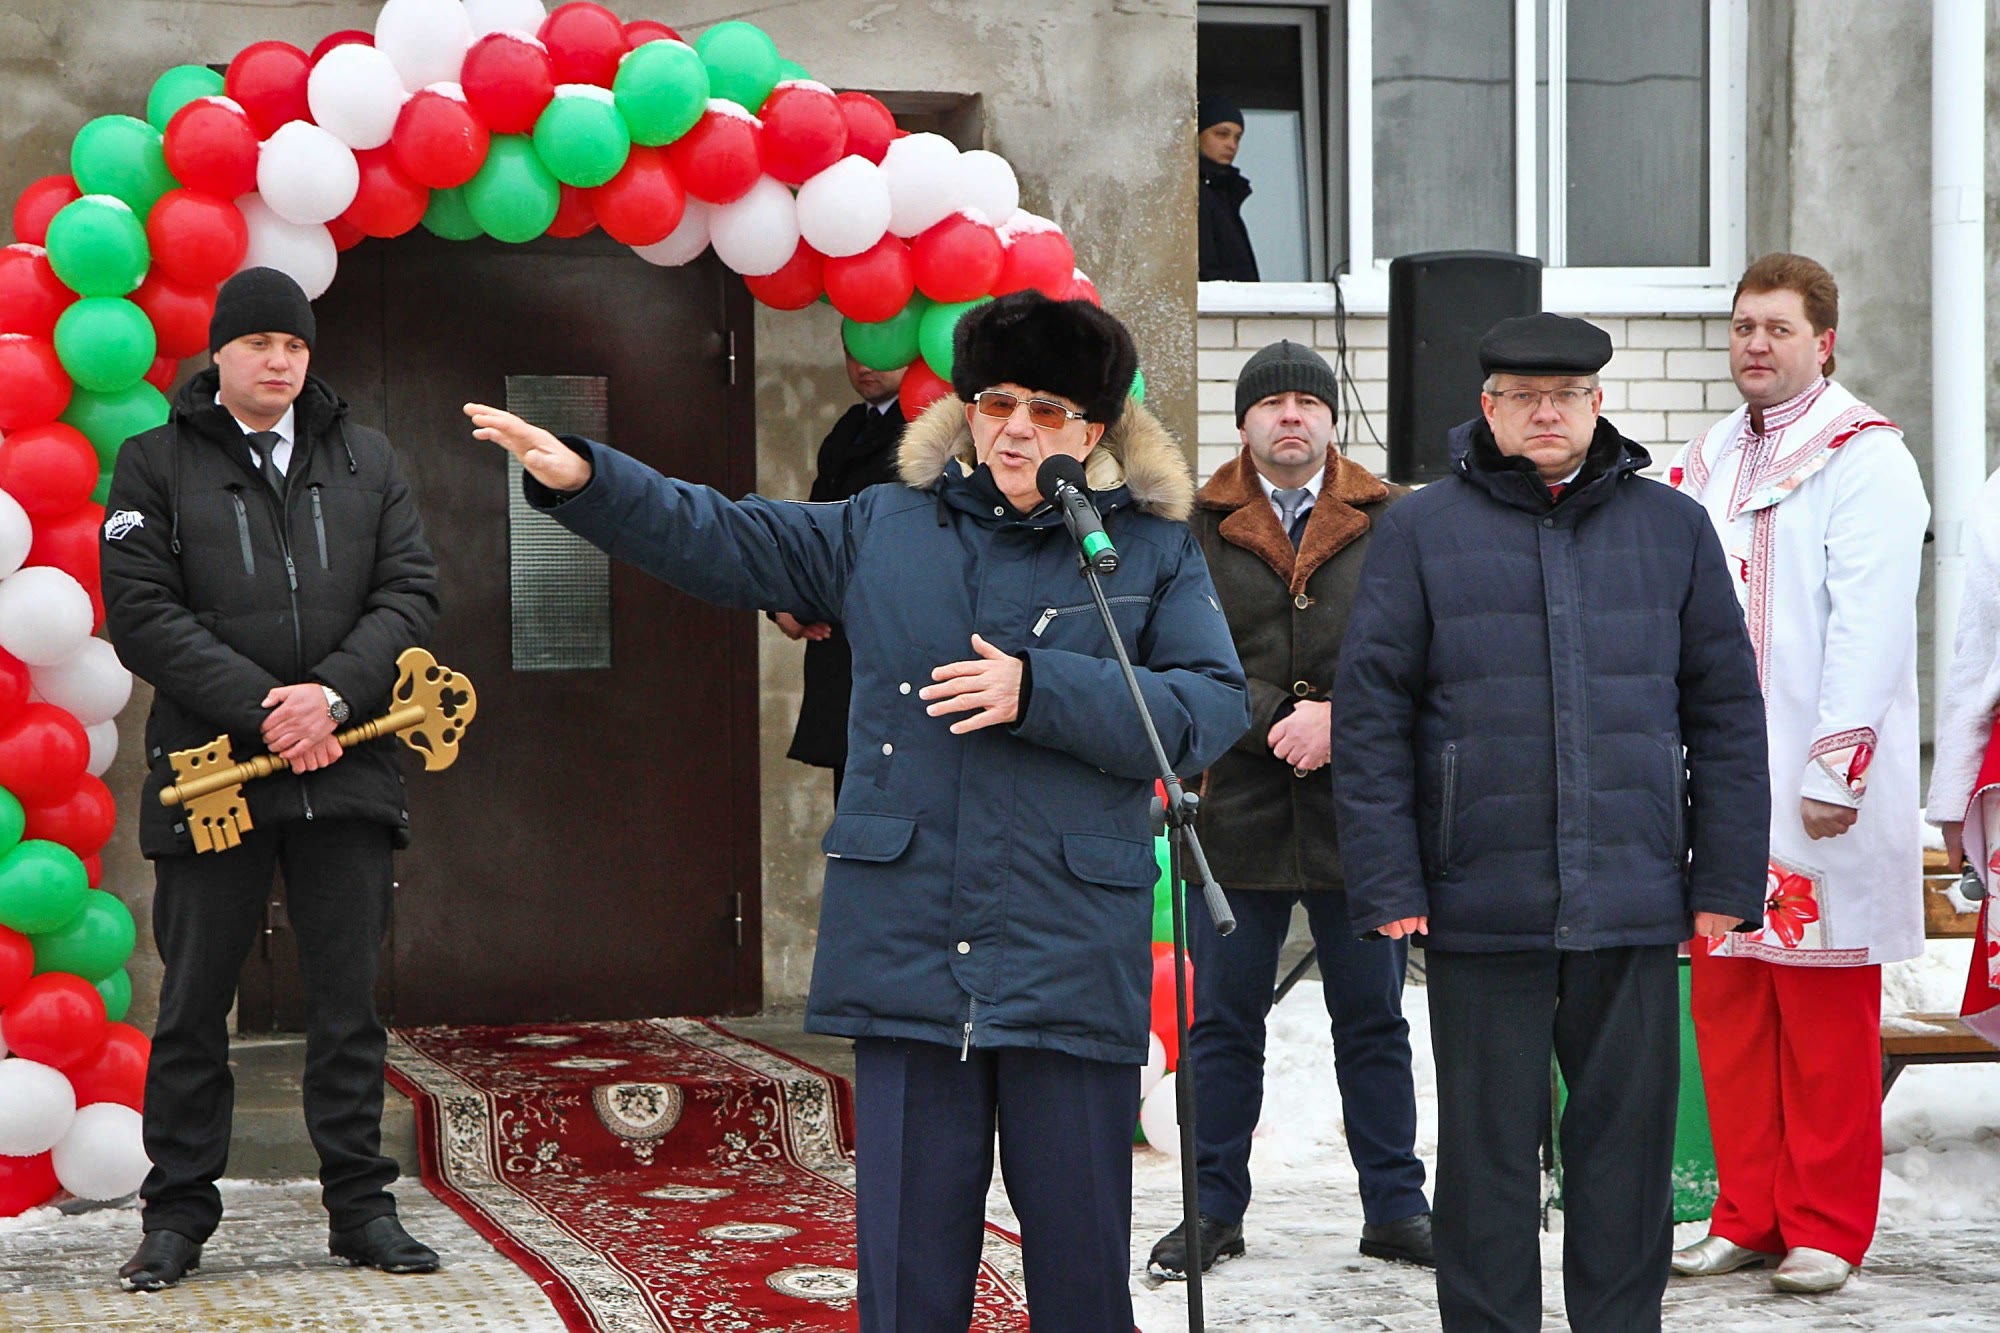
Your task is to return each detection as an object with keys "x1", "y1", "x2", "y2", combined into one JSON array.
[{"x1": 1332, "y1": 313, "x2": 1769, "y2": 1332}]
